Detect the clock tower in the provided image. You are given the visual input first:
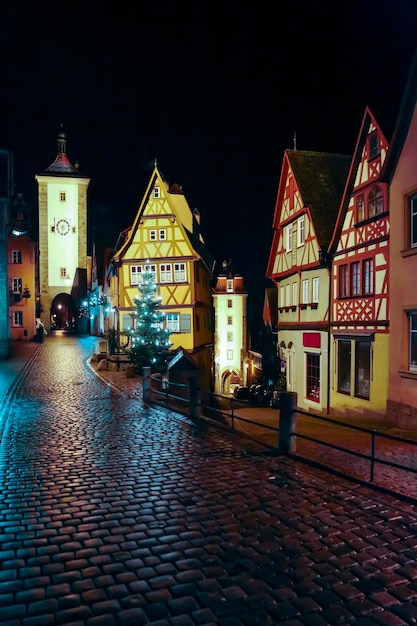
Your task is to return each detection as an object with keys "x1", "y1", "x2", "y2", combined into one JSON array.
[{"x1": 35, "y1": 126, "x2": 91, "y2": 333}]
